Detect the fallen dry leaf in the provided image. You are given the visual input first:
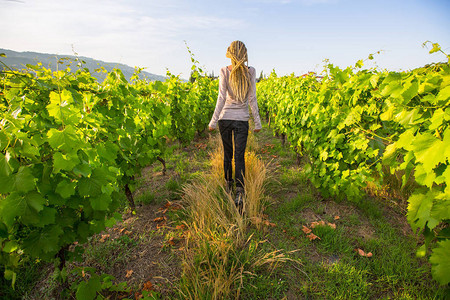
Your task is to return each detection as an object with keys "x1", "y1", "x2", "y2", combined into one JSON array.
[
  {"x1": 263, "y1": 220, "x2": 276, "y2": 227},
  {"x1": 253, "y1": 217, "x2": 263, "y2": 224},
  {"x1": 327, "y1": 222, "x2": 336, "y2": 229},
  {"x1": 334, "y1": 216, "x2": 340, "y2": 220},
  {"x1": 302, "y1": 226, "x2": 312, "y2": 234},
  {"x1": 283, "y1": 229, "x2": 287, "y2": 233},
  {"x1": 306, "y1": 233, "x2": 321, "y2": 241},
  {"x1": 310, "y1": 220, "x2": 326, "y2": 228},
  {"x1": 153, "y1": 216, "x2": 166, "y2": 222},
  {"x1": 135, "y1": 292, "x2": 143, "y2": 299},
  {"x1": 171, "y1": 204, "x2": 182, "y2": 211},
  {"x1": 161, "y1": 201, "x2": 182, "y2": 212},
  {"x1": 167, "y1": 237, "x2": 176, "y2": 246},
  {"x1": 175, "y1": 224, "x2": 186, "y2": 230},
  {"x1": 126, "y1": 269, "x2": 133, "y2": 278},
  {"x1": 99, "y1": 234, "x2": 110, "y2": 242},
  {"x1": 143, "y1": 281, "x2": 154, "y2": 292},
  {"x1": 195, "y1": 143, "x2": 207, "y2": 150},
  {"x1": 356, "y1": 248, "x2": 373, "y2": 257}
]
